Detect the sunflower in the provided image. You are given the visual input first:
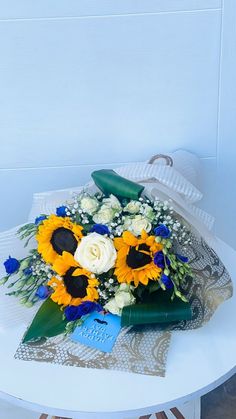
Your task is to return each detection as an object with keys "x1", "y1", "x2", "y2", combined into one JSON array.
[
  {"x1": 114, "y1": 230, "x2": 163, "y2": 287},
  {"x1": 36, "y1": 215, "x2": 83, "y2": 265},
  {"x1": 48, "y1": 268, "x2": 99, "y2": 307},
  {"x1": 52, "y1": 250, "x2": 80, "y2": 276}
]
